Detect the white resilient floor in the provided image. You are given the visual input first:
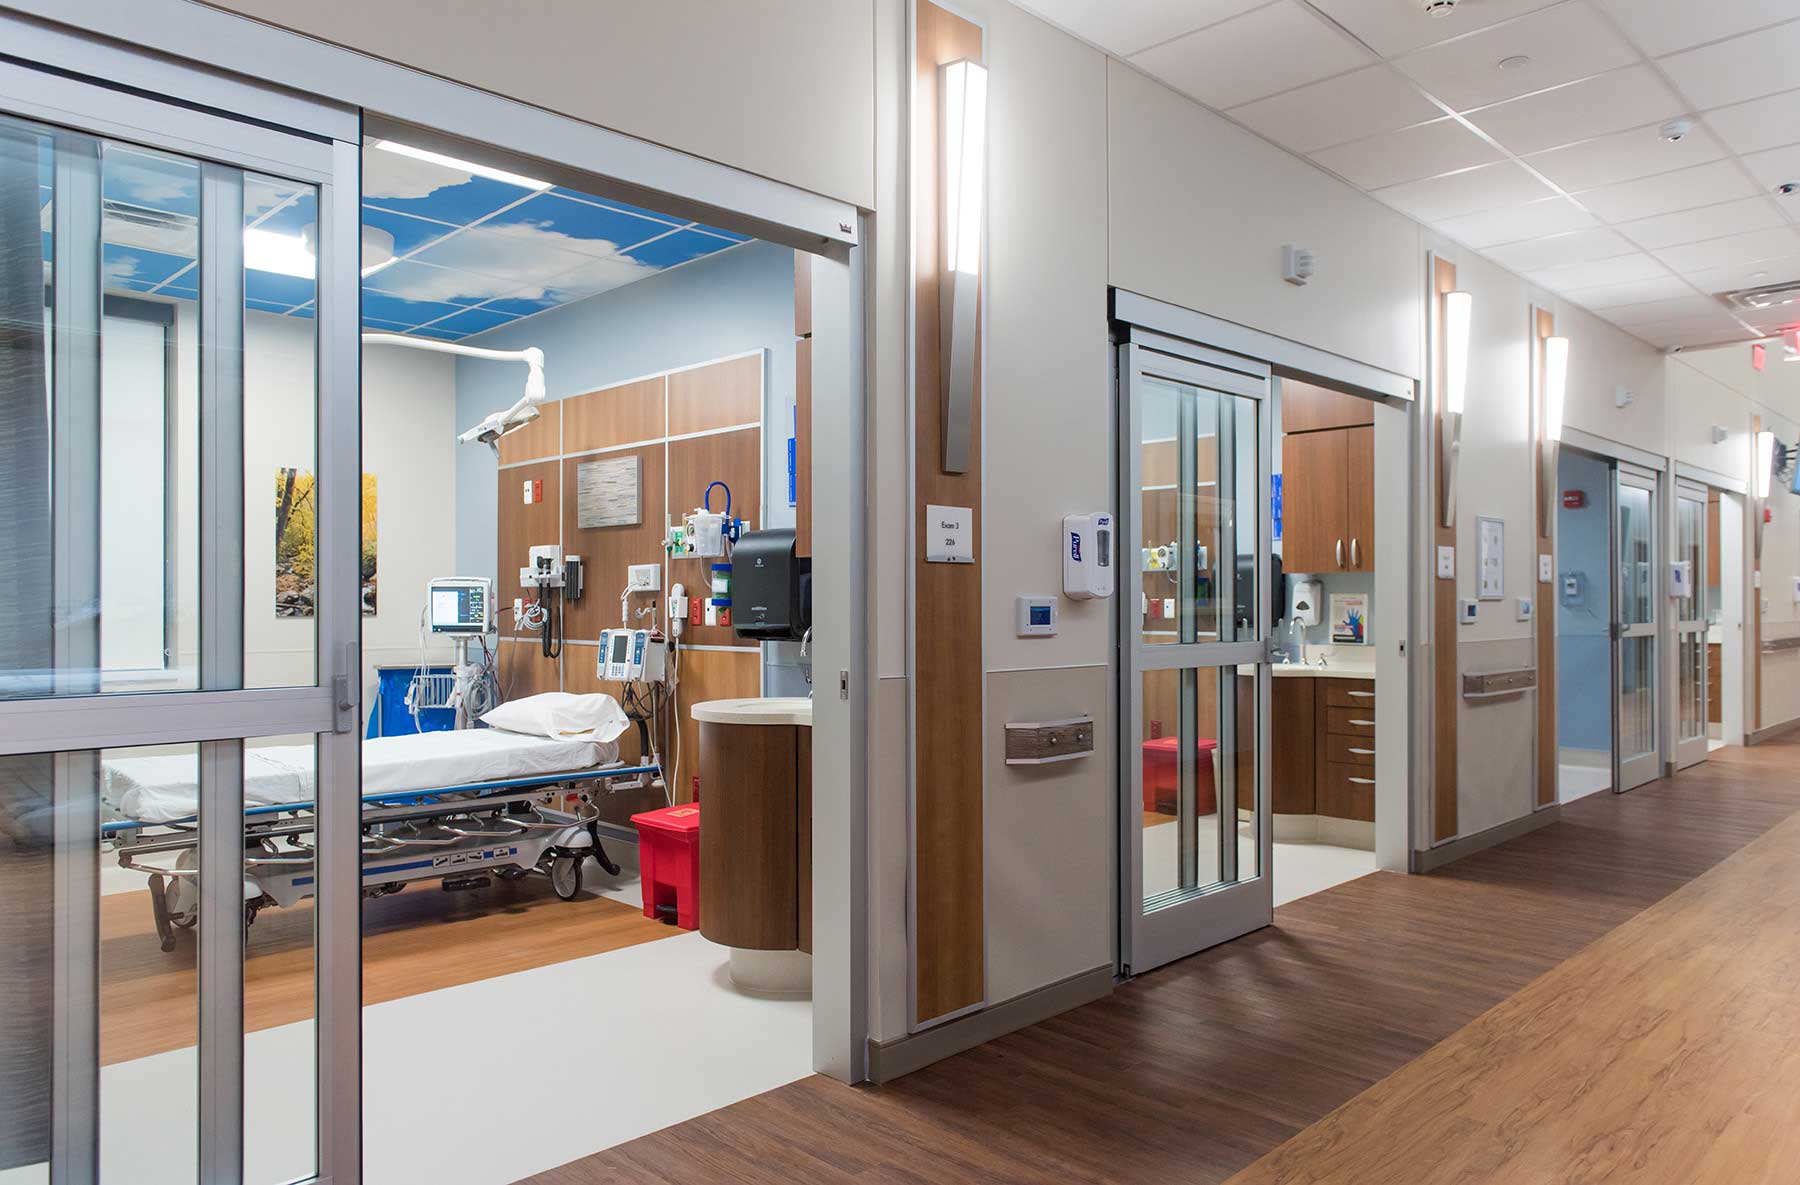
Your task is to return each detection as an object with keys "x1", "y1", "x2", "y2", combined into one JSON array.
[
  {"x1": 1142, "y1": 817, "x2": 1376, "y2": 907},
  {"x1": 7, "y1": 867, "x2": 813, "y2": 1185}
]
